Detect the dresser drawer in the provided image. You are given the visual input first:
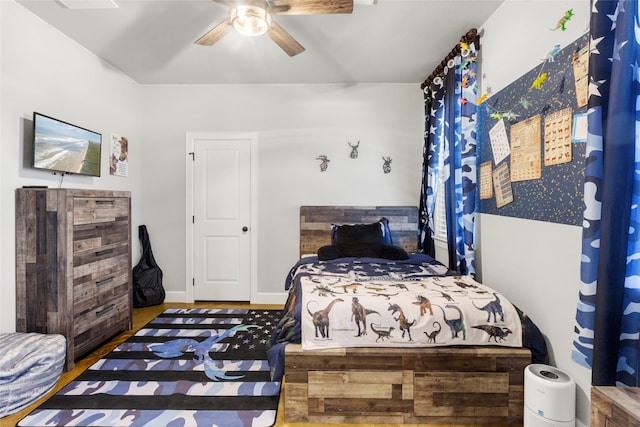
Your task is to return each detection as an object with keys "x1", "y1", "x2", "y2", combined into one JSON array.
[
  {"x1": 73, "y1": 240, "x2": 129, "y2": 272},
  {"x1": 73, "y1": 197, "x2": 129, "y2": 225},
  {"x1": 73, "y1": 293, "x2": 130, "y2": 357},
  {"x1": 73, "y1": 266, "x2": 130, "y2": 314},
  {"x1": 74, "y1": 219, "x2": 129, "y2": 251}
]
